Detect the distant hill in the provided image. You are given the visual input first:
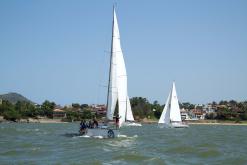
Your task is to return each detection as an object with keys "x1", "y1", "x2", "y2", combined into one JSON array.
[{"x1": 0, "y1": 92, "x2": 34, "y2": 104}]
